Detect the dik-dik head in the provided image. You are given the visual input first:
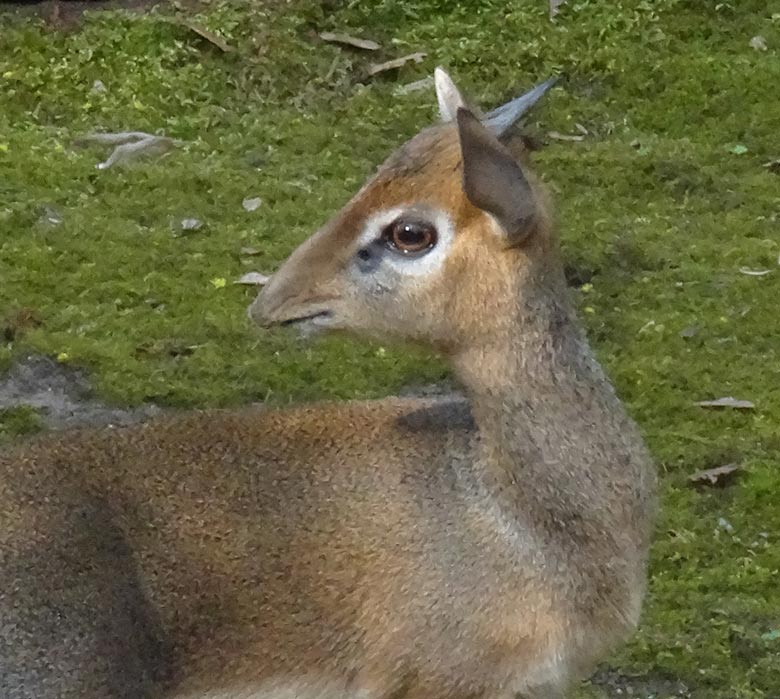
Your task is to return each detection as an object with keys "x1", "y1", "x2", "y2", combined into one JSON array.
[{"x1": 249, "y1": 69, "x2": 558, "y2": 353}]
